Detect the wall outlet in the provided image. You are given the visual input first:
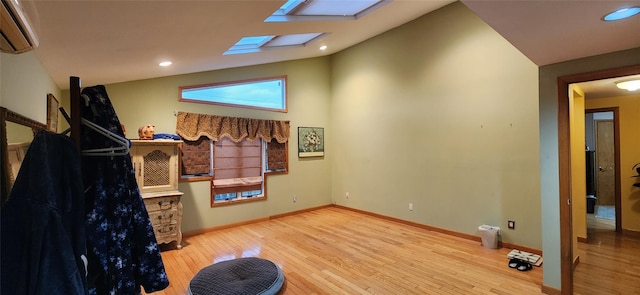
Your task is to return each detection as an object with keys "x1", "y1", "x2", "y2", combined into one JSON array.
[
  {"x1": 292, "y1": 195, "x2": 297, "y2": 203},
  {"x1": 409, "y1": 203, "x2": 414, "y2": 211},
  {"x1": 508, "y1": 220, "x2": 515, "y2": 229},
  {"x1": 346, "y1": 192, "x2": 350, "y2": 199}
]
